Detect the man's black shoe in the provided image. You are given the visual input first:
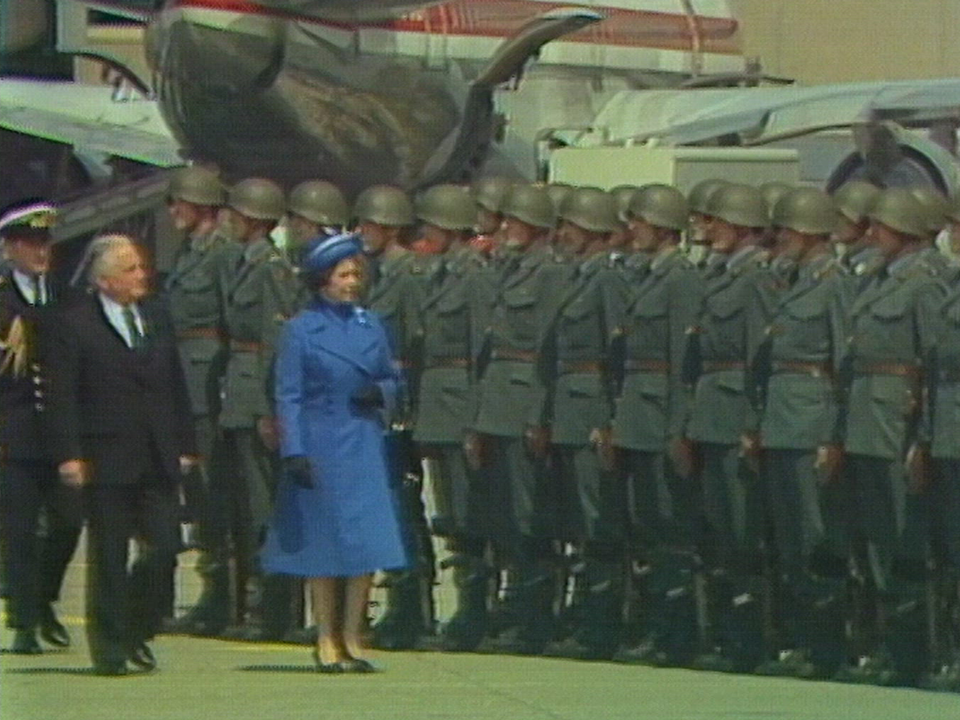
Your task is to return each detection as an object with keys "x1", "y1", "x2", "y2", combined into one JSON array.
[
  {"x1": 128, "y1": 643, "x2": 157, "y2": 672},
  {"x1": 39, "y1": 606, "x2": 71, "y2": 648},
  {"x1": 8, "y1": 629, "x2": 42, "y2": 655},
  {"x1": 93, "y1": 661, "x2": 129, "y2": 677}
]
